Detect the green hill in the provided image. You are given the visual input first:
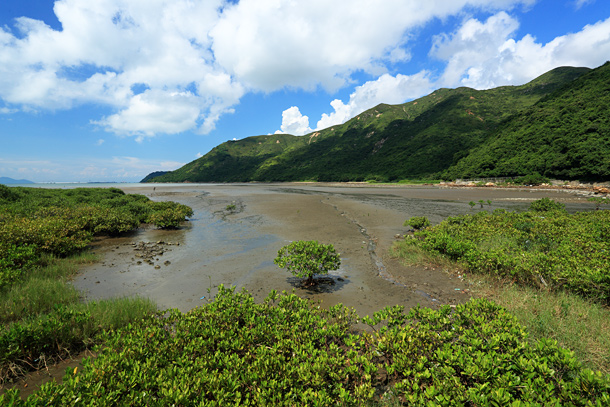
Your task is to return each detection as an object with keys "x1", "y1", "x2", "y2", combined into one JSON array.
[
  {"x1": 444, "y1": 62, "x2": 610, "y2": 181},
  {"x1": 144, "y1": 65, "x2": 599, "y2": 183}
]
